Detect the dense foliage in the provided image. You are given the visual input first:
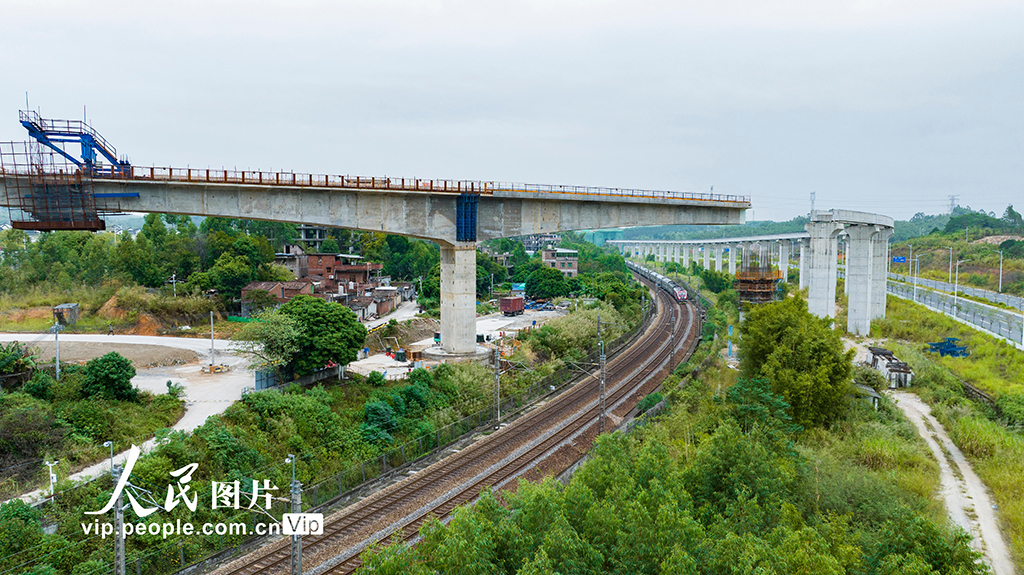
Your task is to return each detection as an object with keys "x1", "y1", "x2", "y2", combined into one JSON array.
[
  {"x1": 740, "y1": 297, "x2": 854, "y2": 428},
  {"x1": 81, "y1": 352, "x2": 138, "y2": 402},
  {"x1": 278, "y1": 296, "x2": 367, "y2": 376},
  {"x1": 357, "y1": 376, "x2": 986, "y2": 575},
  {"x1": 0, "y1": 369, "x2": 182, "y2": 498}
]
